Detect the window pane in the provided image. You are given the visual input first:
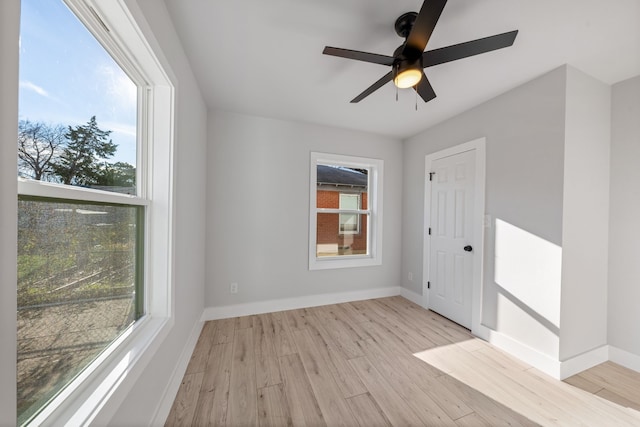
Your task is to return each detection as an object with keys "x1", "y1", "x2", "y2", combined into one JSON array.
[
  {"x1": 18, "y1": 0, "x2": 137, "y2": 194},
  {"x1": 17, "y1": 198, "x2": 142, "y2": 424},
  {"x1": 317, "y1": 165, "x2": 368, "y2": 209},
  {"x1": 316, "y1": 213, "x2": 368, "y2": 257},
  {"x1": 339, "y1": 194, "x2": 361, "y2": 234}
]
